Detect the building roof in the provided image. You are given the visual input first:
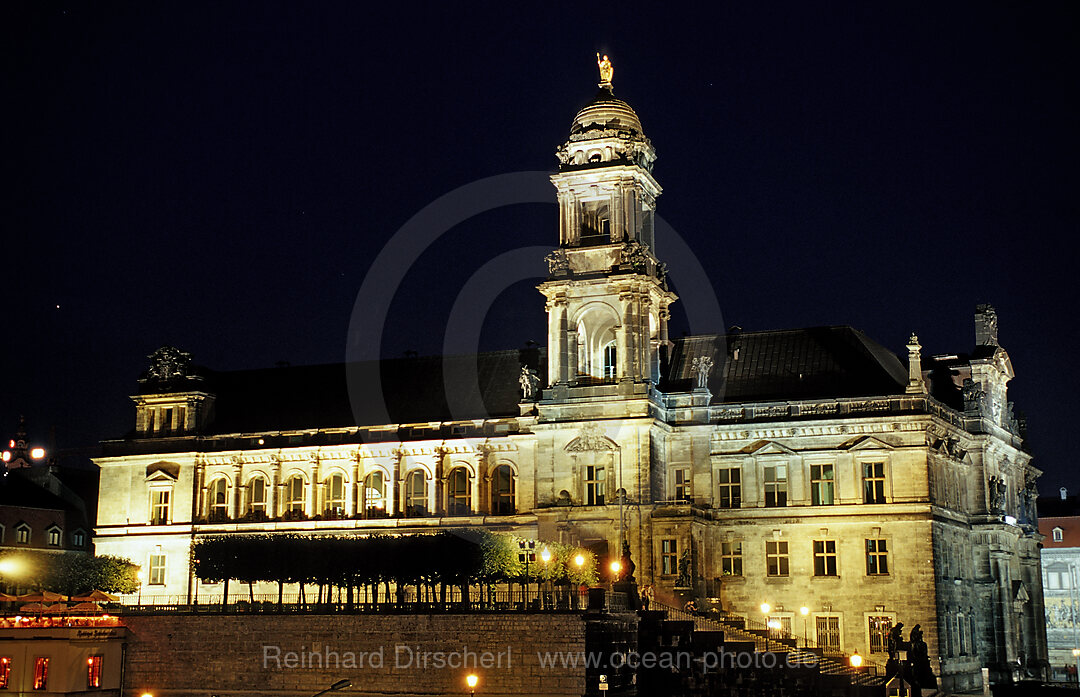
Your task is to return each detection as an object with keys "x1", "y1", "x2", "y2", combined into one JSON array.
[
  {"x1": 1037, "y1": 494, "x2": 1080, "y2": 519},
  {"x1": 664, "y1": 326, "x2": 908, "y2": 402},
  {"x1": 571, "y1": 87, "x2": 643, "y2": 136}
]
